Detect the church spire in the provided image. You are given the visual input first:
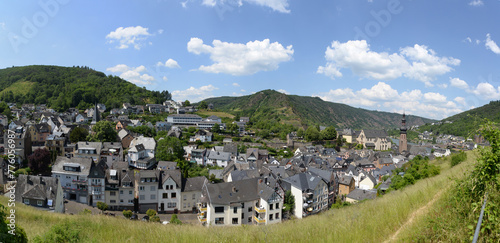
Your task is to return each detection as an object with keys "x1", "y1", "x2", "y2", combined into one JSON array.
[{"x1": 399, "y1": 112, "x2": 408, "y2": 154}]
